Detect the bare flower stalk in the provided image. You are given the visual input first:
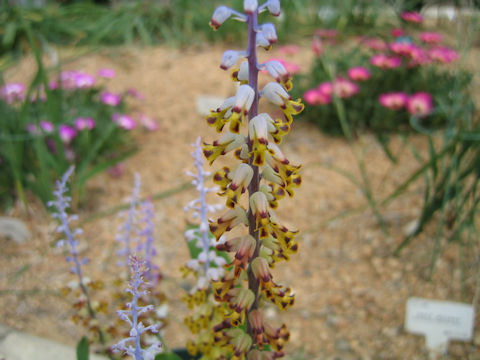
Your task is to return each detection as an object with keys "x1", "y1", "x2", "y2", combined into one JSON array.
[{"x1": 203, "y1": 1, "x2": 304, "y2": 358}]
